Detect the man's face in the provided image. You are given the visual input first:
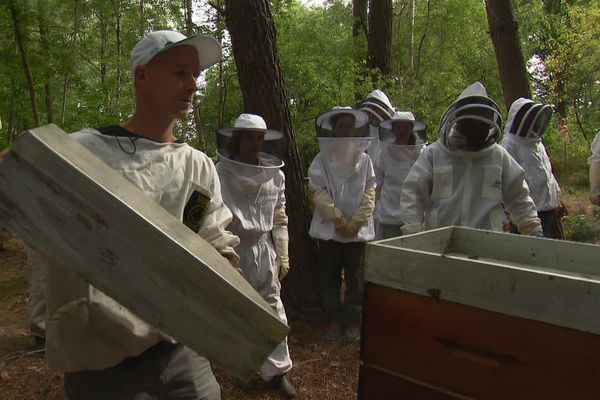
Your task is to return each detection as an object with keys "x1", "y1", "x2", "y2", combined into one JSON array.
[
  {"x1": 332, "y1": 115, "x2": 355, "y2": 137},
  {"x1": 455, "y1": 118, "x2": 492, "y2": 148},
  {"x1": 136, "y1": 45, "x2": 201, "y2": 119},
  {"x1": 392, "y1": 121, "x2": 413, "y2": 144},
  {"x1": 238, "y1": 131, "x2": 265, "y2": 164}
]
